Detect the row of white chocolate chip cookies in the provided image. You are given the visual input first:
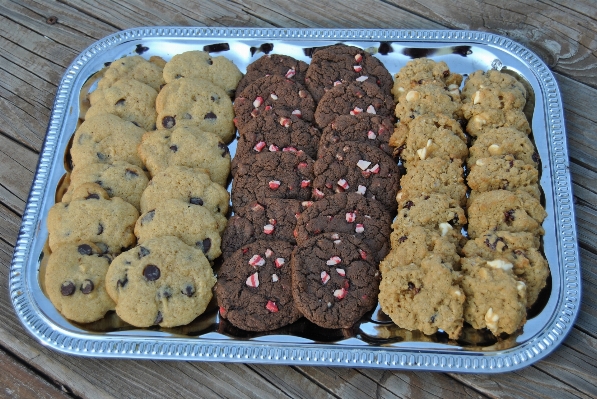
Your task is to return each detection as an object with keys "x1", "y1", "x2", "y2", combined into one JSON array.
[
  {"x1": 216, "y1": 54, "x2": 319, "y2": 332},
  {"x1": 290, "y1": 44, "x2": 398, "y2": 329},
  {"x1": 459, "y1": 70, "x2": 549, "y2": 336},
  {"x1": 378, "y1": 58, "x2": 469, "y2": 340},
  {"x1": 45, "y1": 55, "x2": 165, "y2": 324}
]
